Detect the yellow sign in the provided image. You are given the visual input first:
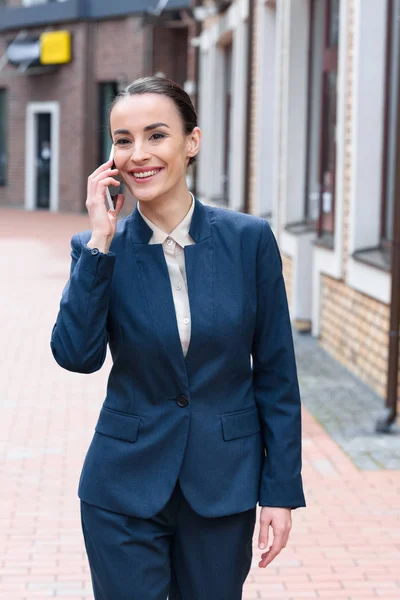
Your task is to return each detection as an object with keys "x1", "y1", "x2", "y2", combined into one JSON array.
[{"x1": 40, "y1": 31, "x2": 71, "y2": 65}]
